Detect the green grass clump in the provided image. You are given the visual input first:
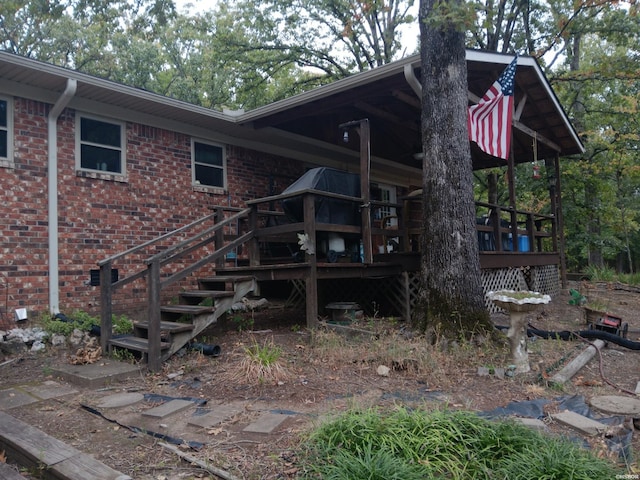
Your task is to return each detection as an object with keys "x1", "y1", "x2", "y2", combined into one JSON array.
[
  {"x1": 42, "y1": 310, "x2": 133, "y2": 336},
  {"x1": 298, "y1": 408, "x2": 622, "y2": 480}
]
